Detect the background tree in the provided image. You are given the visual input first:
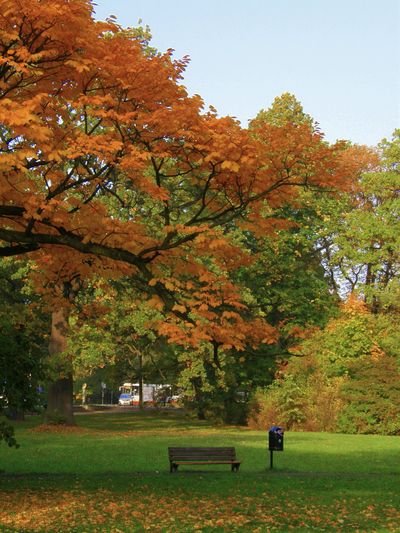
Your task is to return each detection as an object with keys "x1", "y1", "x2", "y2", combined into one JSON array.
[
  {"x1": 0, "y1": 258, "x2": 48, "y2": 421},
  {"x1": 164, "y1": 94, "x2": 349, "y2": 422},
  {"x1": 69, "y1": 278, "x2": 178, "y2": 408},
  {"x1": 317, "y1": 131, "x2": 398, "y2": 307},
  {"x1": 250, "y1": 92, "x2": 316, "y2": 130}
]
